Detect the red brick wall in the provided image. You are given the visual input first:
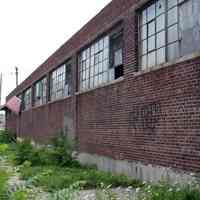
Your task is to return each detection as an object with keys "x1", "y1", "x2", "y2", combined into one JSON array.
[
  {"x1": 77, "y1": 58, "x2": 200, "y2": 172},
  {"x1": 5, "y1": 0, "x2": 200, "y2": 173},
  {"x1": 16, "y1": 97, "x2": 73, "y2": 142}
]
